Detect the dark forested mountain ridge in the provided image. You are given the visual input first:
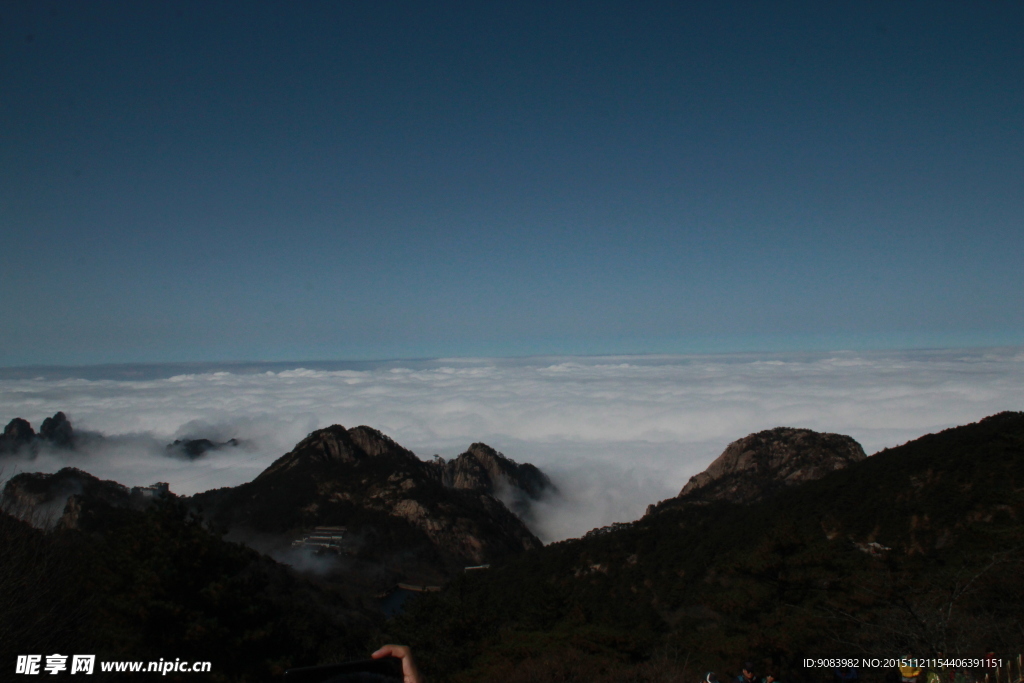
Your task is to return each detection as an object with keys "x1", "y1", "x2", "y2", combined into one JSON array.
[
  {"x1": 2, "y1": 424, "x2": 553, "y2": 603},
  {"x1": 2, "y1": 467, "x2": 169, "y2": 528},
  {"x1": 392, "y1": 413, "x2": 1024, "y2": 682},
  {"x1": 0, "y1": 487, "x2": 374, "y2": 681},
  {"x1": 189, "y1": 425, "x2": 545, "y2": 579},
  {"x1": 0, "y1": 425, "x2": 558, "y2": 679}
]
